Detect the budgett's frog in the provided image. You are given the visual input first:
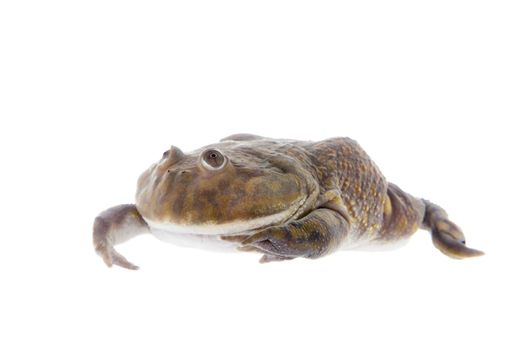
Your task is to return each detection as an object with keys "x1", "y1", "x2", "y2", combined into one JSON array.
[{"x1": 93, "y1": 134, "x2": 483, "y2": 269}]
